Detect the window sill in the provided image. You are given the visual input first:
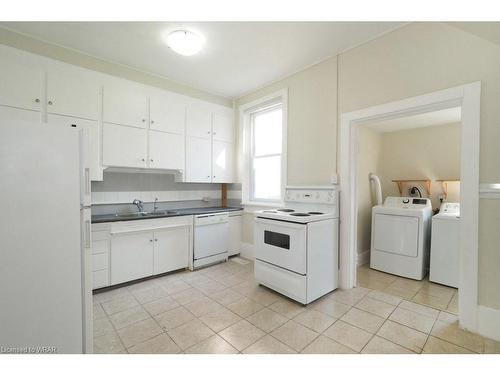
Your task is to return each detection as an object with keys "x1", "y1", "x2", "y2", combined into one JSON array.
[{"x1": 241, "y1": 200, "x2": 283, "y2": 209}]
